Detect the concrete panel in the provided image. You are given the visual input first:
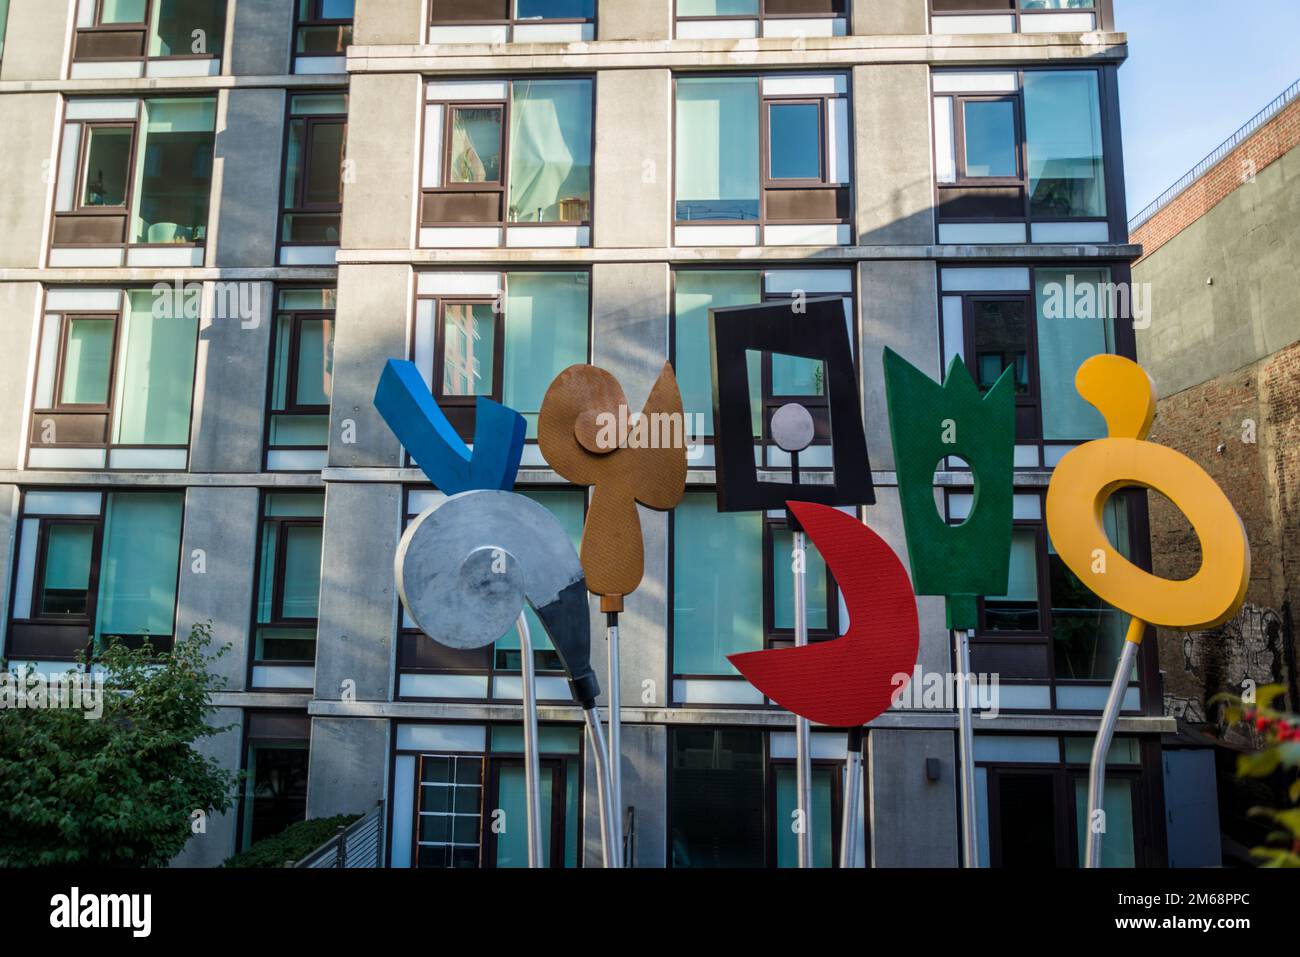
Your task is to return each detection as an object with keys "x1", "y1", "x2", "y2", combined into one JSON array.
[
  {"x1": 189, "y1": 281, "x2": 273, "y2": 473},
  {"x1": 339, "y1": 74, "x2": 420, "y2": 250},
  {"x1": 1135, "y1": 145, "x2": 1300, "y2": 397},
  {"x1": 594, "y1": 70, "x2": 672, "y2": 249},
  {"x1": 175, "y1": 487, "x2": 260, "y2": 693},
  {"x1": 0, "y1": 485, "x2": 18, "y2": 653},
  {"x1": 0, "y1": 282, "x2": 41, "y2": 469},
  {"x1": 598, "y1": 0, "x2": 672, "y2": 41},
  {"x1": 355, "y1": 0, "x2": 427, "y2": 45},
  {"x1": 0, "y1": 95, "x2": 58, "y2": 268},
  {"x1": 0, "y1": 3, "x2": 72, "y2": 81},
  {"x1": 314, "y1": 482, "x2": 401, "y2": 701},
  {"x1": 853, "y1": 0, "x2": 928, "y2": 36},
  {"x1": 227, "y1": 0, "x2": 294, "y2": 77},
  {"x1": 328, "y1": 264, "x2": 409, "y2": 468},
  {"x1": 583, "y1": 721, "x2": 666, "y2": 867},
  {"x1": 864, "y1": 485, "x2": 951, "y2": 685},
  {"x1": 591, "y1": 262, "x2": 670, "y2": 410},
  {"x1": 171, "y1": 707, "x2": 243, "y2": 867},
  {"x1": 868, "y1": 728, "x2": 958, "y2": 867},
  {"x1": 211, "y1": 89, "x2": 286, "y2": 268},
  {"x1": 306, "y1": 716, "x2": 391, "y2": 818},
  {"x1": 853, "y1": 64, "x2": 936, "y2": 245},
  {"x1": 858, "y1": 260, "x2": 940, "y2": 470}
]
